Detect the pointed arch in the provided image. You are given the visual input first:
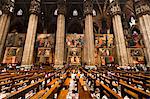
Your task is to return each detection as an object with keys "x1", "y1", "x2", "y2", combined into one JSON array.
[{"x1": 67, "y1": 18, "x2": 83, "y2": 34}]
